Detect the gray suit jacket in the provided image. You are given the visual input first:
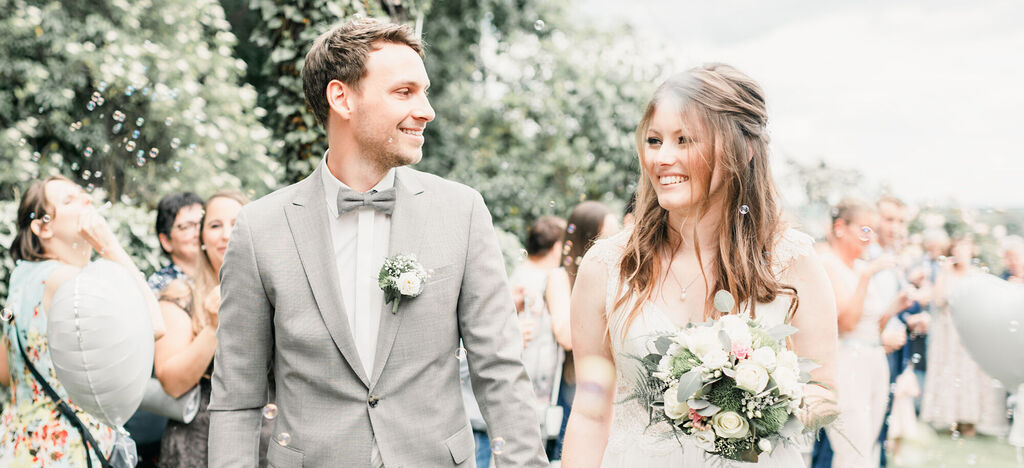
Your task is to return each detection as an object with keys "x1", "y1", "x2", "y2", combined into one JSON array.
[{"x1": 208, "y1": 165, "x2": 547, "y2": 467}]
